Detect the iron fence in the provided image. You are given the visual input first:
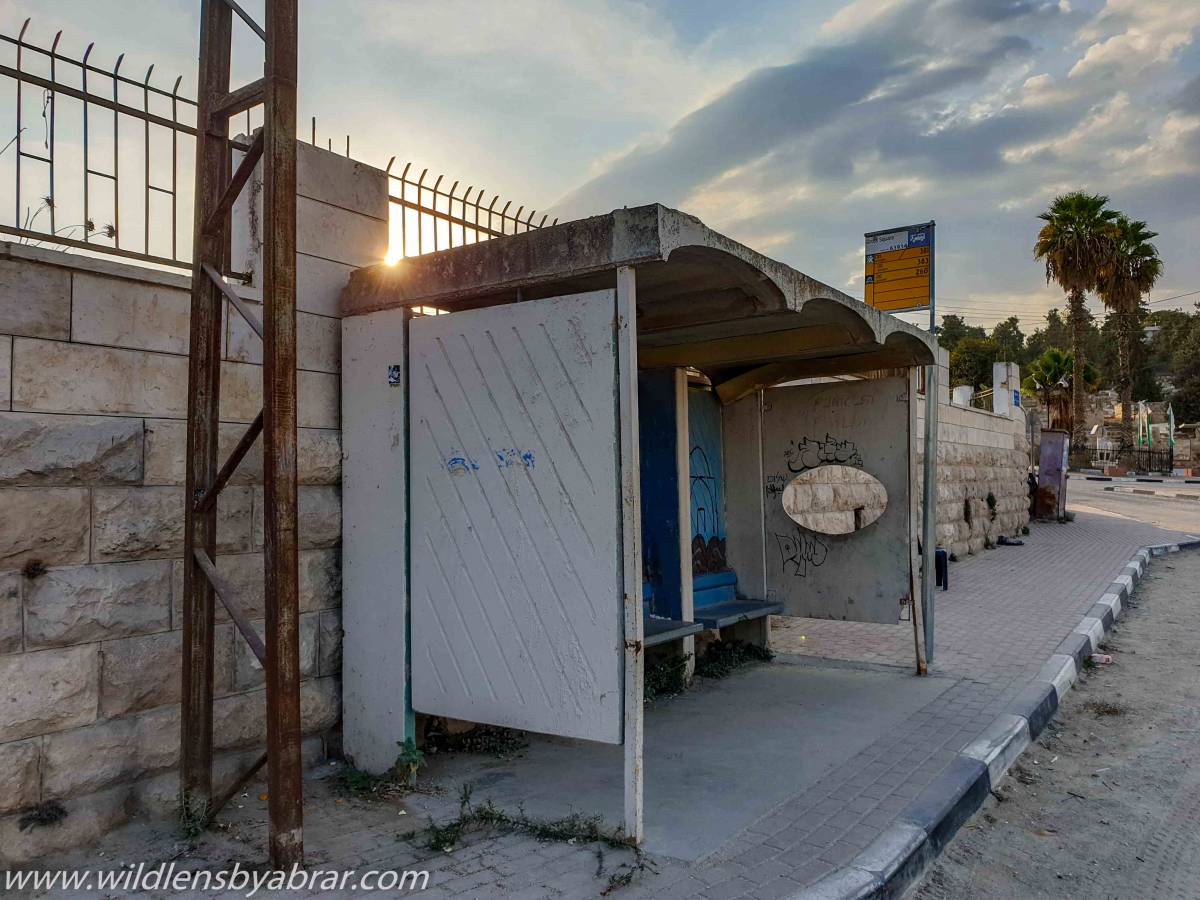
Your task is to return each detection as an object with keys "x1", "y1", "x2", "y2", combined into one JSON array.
[
  {"x1": 0, "y1": 19, "x2": 237, "y2": 271},
  {"x1": 1071, "y1": 445, "x2": 1173, "y2": 474},
  {"x1": 1125, "y1": 447, "x2": 1173, "y2": 474},
  {"x1": 385, "y1": 159, "x2": 555, "y2": 259},
  {"x1": 2, "y1": 20, "x2": 552, "y2": 275},
  {"x1": 969, "y1": 387, "x2": 993, "y2": 412}
]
